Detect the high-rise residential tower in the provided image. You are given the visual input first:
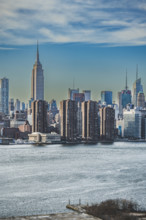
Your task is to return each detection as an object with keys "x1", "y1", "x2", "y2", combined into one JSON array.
[
  {"x1": 82, "y1": 100, "x2": 98, "y2": 141},
  {"x1": 31, "y1": 43, "x2": 44, "y2": 101},
  {"x1": 32, "y1": 100, "x2": 48, "y2": 133},
  {"x1": 100, "y1": 106, "x2": 115, "y2": 141},
  {"x1": 60, "y1": 100, "x2": 77, "y2": 141},
  {"x1": 0, "y1": 78, "x2": 9, "y2": 114}
]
